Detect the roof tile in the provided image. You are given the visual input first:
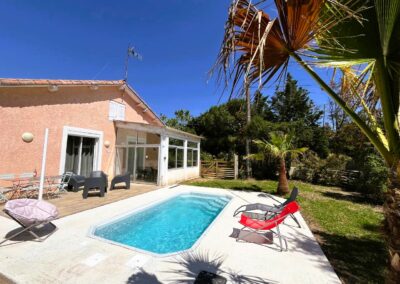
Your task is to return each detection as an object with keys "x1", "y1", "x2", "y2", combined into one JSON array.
[{"x1": 0, "y1": 78, "x2": 124, "y2": 86}]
